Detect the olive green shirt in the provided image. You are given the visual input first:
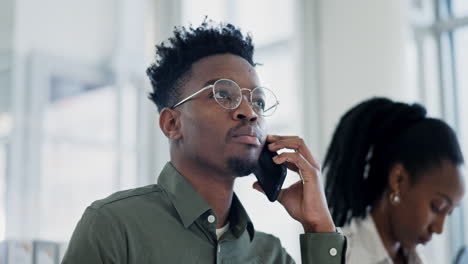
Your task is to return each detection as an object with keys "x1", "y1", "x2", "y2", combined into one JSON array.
[{"x1": 62, "y1": 162, "x2": 346, "y2": 263}]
